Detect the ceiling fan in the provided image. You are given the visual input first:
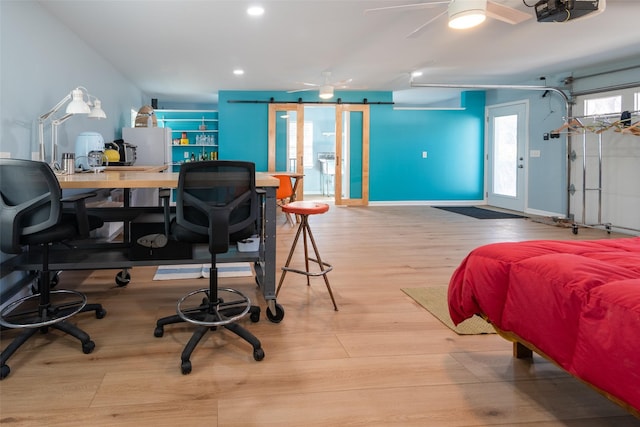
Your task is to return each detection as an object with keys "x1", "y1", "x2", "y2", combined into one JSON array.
[
  {"x1": 365, "y1": 0, "x2": 532, "y2": 37},
  {"x1": 288, "y1": 71, "x2": 354, "y2": 99}
]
